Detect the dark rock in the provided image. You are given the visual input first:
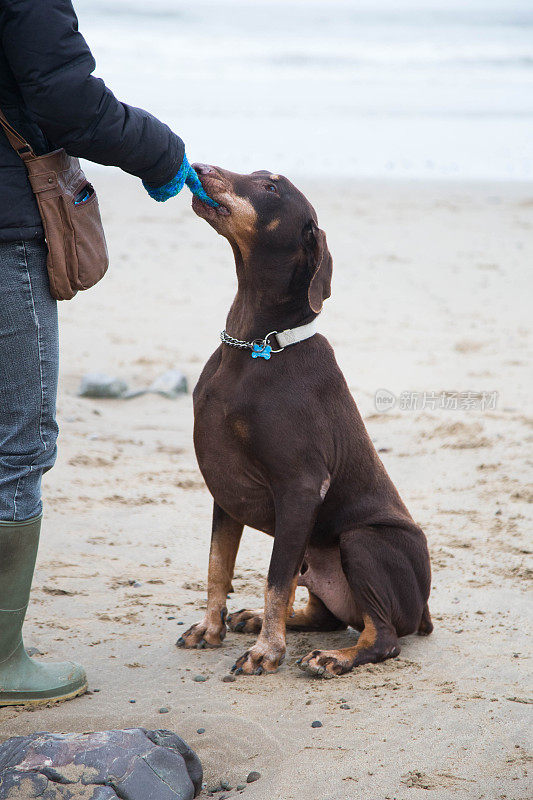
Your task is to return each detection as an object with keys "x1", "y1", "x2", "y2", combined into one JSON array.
[
  {"x1": 311, "y1": 720, "x2": 323, "y2": 728},
  {"x1": 222, "y1": 675, "x2": 236, "y2": 683},
  {"x1": 193, "y1": 674, "x2": 208, "y2": 682},
  {"x1": 177, "y1": 621, "x2": 184, "y2": 625},
  {"x1": 26, "y1": 646, "x2": 43, "y2": 656},
  {"x1": 246, "y1": 771, "x2": 261, "y2": 783},
  {"x1": 129, "y1": 699, "x2": 136, "y2": 703},
  {"x1": 220, "y1": 780, "x2": 232, "y2": 790},
  {"x1": 236, "y1": 785, "x2": 246, "y2": 791},
  {"x1": 159, "y1": 707, "x2": 170, "y2": 714},
  {"x1": 340, "y1": 704, "x2": 350, "y2": 710},
  {"x1": 197, "y1": 729, "x2": 205, "y2": 734},
  {"x1": 0, "y1": 728, "x2": 203, "y2": 799}
]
